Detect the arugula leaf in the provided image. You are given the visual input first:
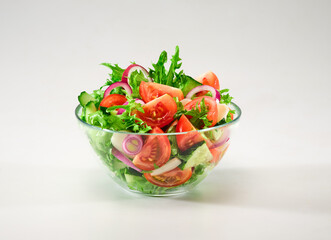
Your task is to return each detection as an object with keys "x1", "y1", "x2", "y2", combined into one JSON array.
[
  {"x1": 173, "y1": 97, "x2": 186, "y2": 119},
  {"x1": 219, "y1": 89, "x2": 234, "y2": 105},
  {"x1": 186, "y1": 98, "x2": 212, "y2": 128},
  {"x1": 149, "y1": 51, "x2": 167, "y2": 84},
  {"x1": 173, "y1": 97, "x2": 212, "y2": 129},
  {"x1": 149, "y1": 46, "x2": 186, "y2": 88},
  {"x1": 166, "y1": 46, "x2": 183, "y2": 86}
]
